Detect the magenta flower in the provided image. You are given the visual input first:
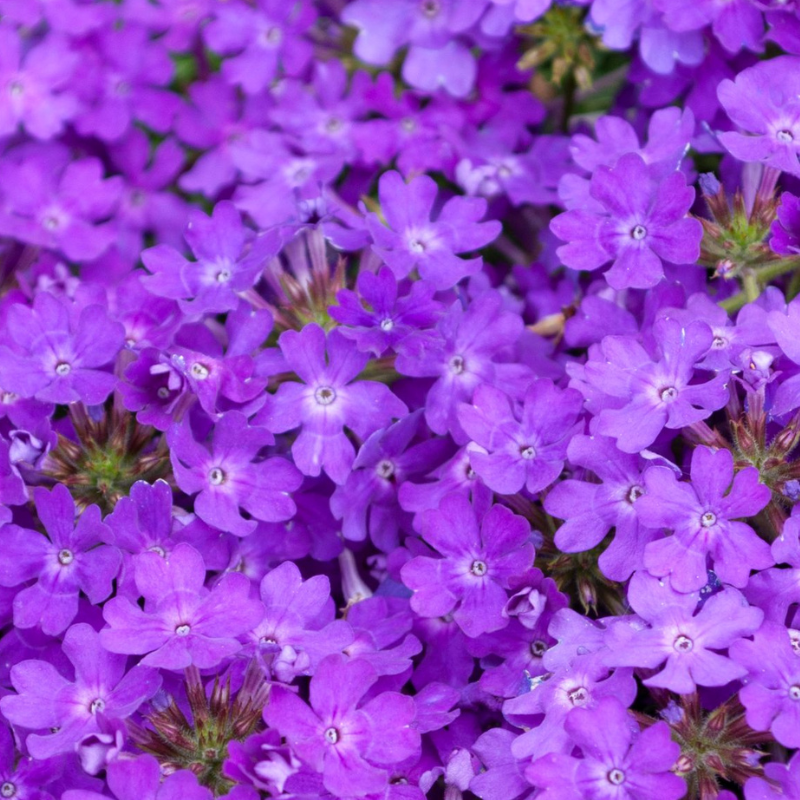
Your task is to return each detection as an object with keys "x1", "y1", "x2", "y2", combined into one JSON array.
[
  {"x1": 100, "y1": 542, "x2": 264, "y2": 670},
  {"x1": 264, "y1": 654, "x2": 420, "y2": 797},
  {"x1": 365, "y1": 170, "x2": 501, "y2": 290},
  {"x1": 0, "y1": 623, "x2": 160, "y2": 759},
  {"x1": 636, "y1": 446, "x2": 772, "y2": 592},
  {"x1": 551, "y1": 153, "x2": 702, "y2": 290},
  {"x1": 0, "y1": 292, "x2": 124, "y2": 406},
  {"x1": 401, "y1": 494, "x2": 534, "y2": 638},
  {"x1": 256, "y1": 324, "x2": 407, "y2": 484},
  {"x1": 0, "y1": 484, "x2": 120, "y2": 635}
]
